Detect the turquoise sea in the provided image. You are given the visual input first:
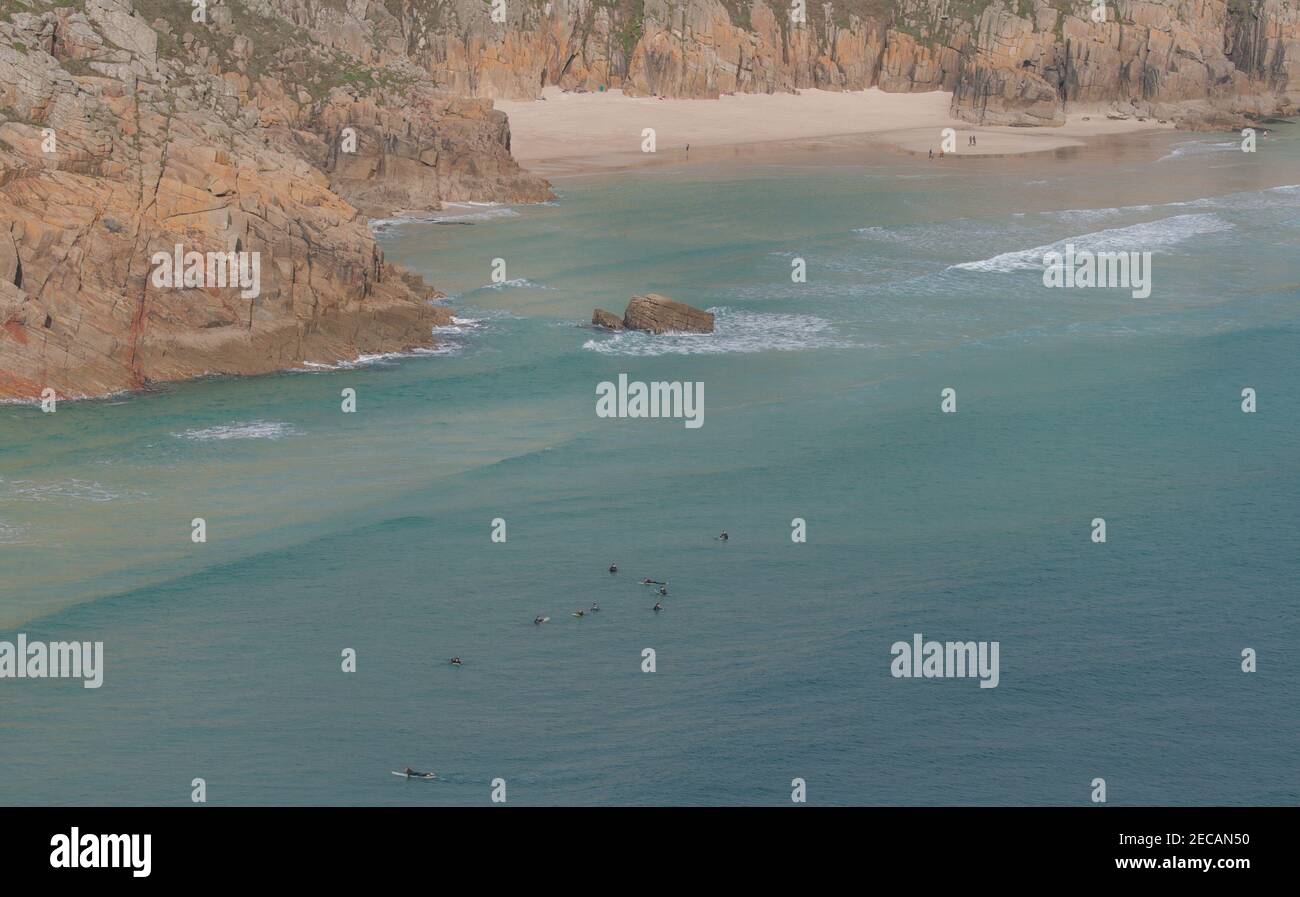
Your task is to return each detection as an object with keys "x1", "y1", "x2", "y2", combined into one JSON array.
[{"x1": 2, "y1": 127, "x2": 1298, "y2": 805}]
